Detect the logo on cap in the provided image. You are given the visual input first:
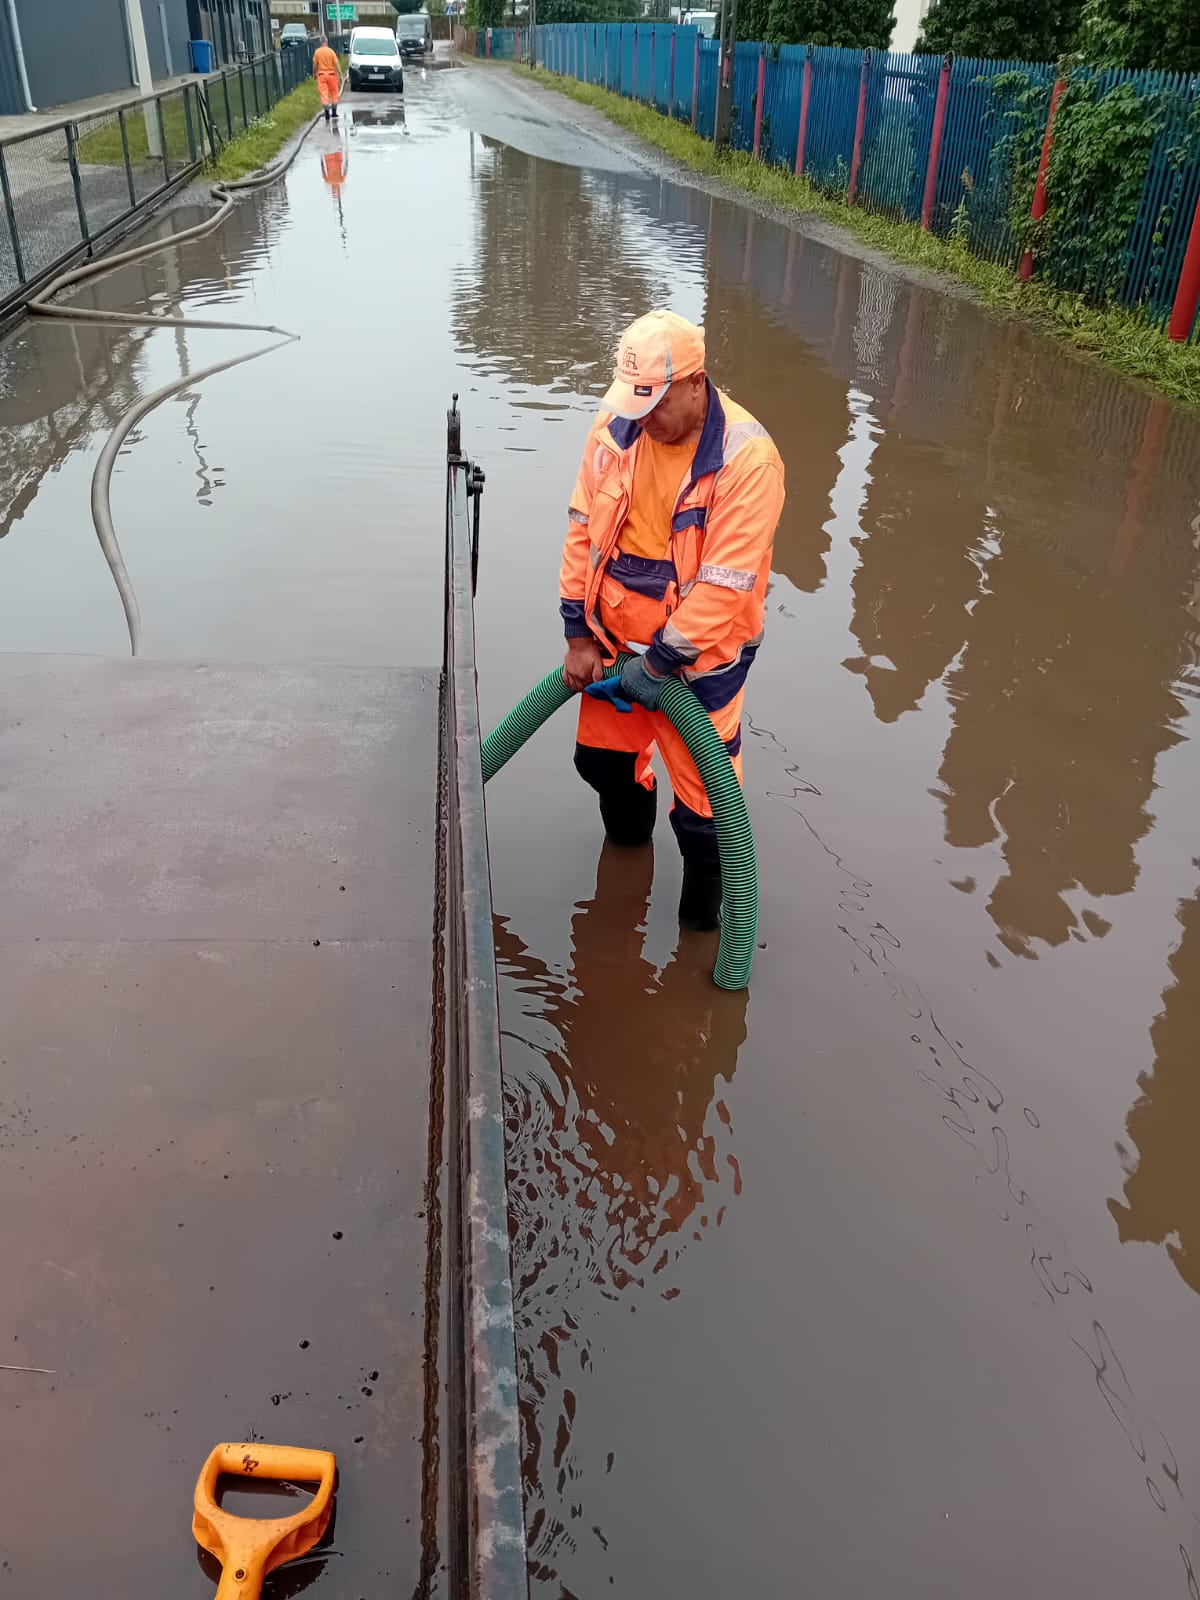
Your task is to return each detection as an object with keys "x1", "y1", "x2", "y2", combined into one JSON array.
[
  {"x1": 634, "y1": 384, "x2": 653, "y2": 396},
  {"x1": 620, "y1": 348, "x2": 639, "y2": 374}
]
